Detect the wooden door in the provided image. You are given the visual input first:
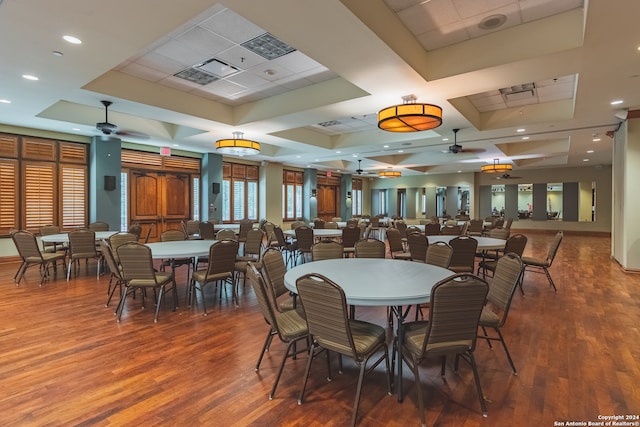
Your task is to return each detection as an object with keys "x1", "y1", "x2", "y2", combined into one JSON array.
[
  {"x1": 129, "y1": 172, "x2": 190, "y2": 241},
  {"x1": 317, "y1": 185, "x2": 337, "y2": 221}
]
